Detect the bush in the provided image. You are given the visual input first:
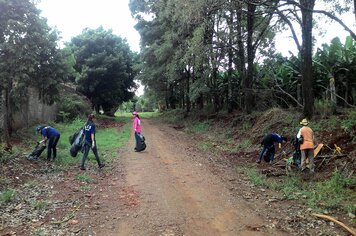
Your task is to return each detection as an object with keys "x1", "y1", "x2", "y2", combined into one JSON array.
[
  {"x1": 57, "y1": 92, "x2": 91, "y2": 122},
  {"x1": 314, "y1": 99, "x2": 334, "y2": 118},
  {"x1": 341, "y1": 110, "x2": 356, "y2": 137}
]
